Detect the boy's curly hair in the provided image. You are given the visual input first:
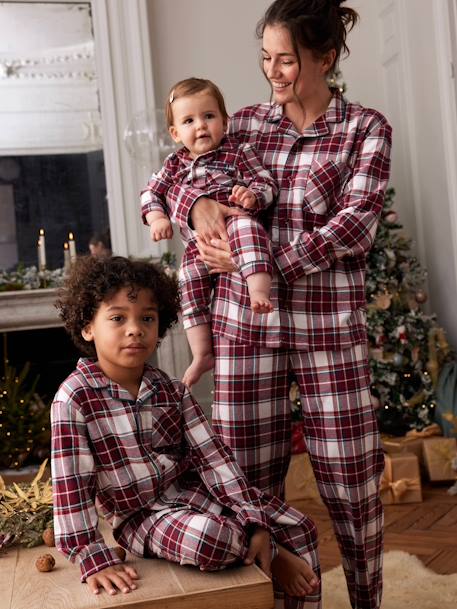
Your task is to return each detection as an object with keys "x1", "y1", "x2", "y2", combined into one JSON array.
[{"x1": 55, "y1": 256, "x2": 180, "y2": 357}]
